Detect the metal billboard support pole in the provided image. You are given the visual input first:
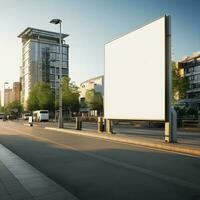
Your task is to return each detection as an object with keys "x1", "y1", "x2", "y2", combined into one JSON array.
[{"x1": 164, "y1": 15, "x2": 177, "y2": 143}]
